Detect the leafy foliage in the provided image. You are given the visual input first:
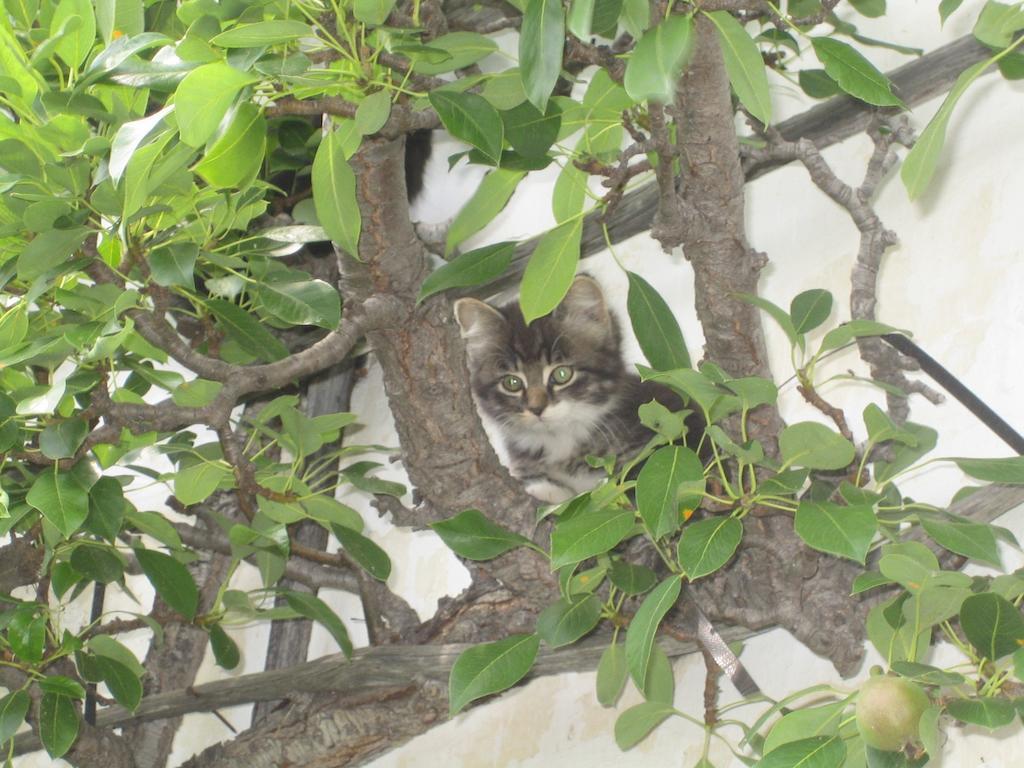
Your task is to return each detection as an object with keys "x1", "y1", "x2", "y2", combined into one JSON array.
[{"x1": 0, "y1": 0, "x2": 1020, "y2": 763}]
